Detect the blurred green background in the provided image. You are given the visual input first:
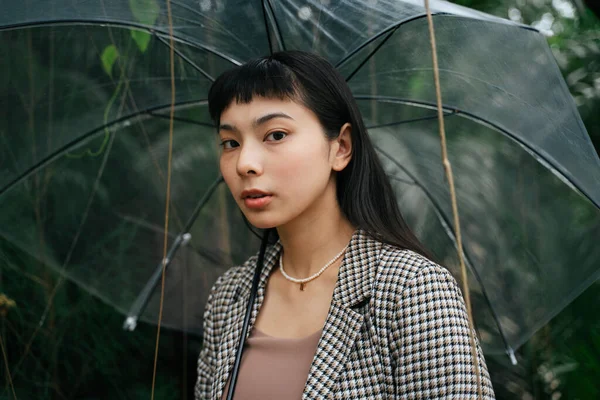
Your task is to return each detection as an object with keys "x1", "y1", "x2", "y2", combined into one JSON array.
[
  {"x1": 2, "y1": 0, "x2": 599, "y2": 399},
  {"x1": 453, "y1": 1, "x2": 600, "y2": 399}
]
